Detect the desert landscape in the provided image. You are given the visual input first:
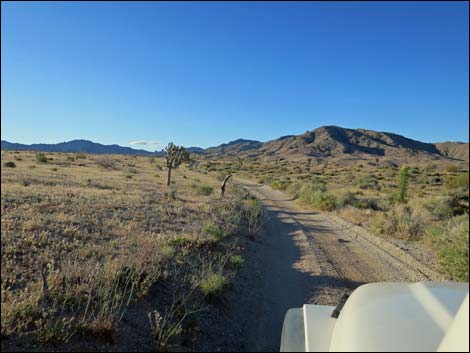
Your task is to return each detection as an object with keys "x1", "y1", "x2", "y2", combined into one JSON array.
[{"x1": 1, "y1": 126, "x2": 469, "y2": 351}]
